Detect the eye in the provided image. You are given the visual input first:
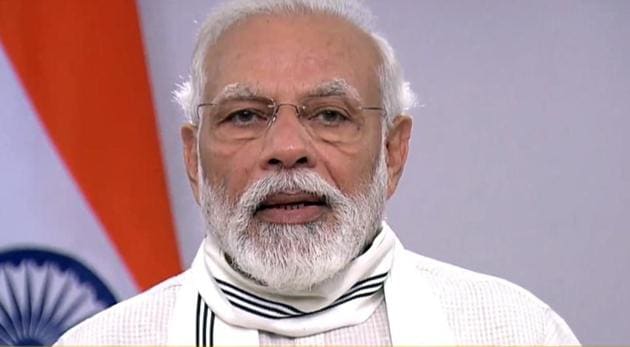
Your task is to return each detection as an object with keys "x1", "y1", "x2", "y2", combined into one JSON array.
[
  {"x1": 223, "y1": 109, "x2": 268, "y2": 127},
  {"x1": 309, "y1": 108, "x2": 351, "y2": 126}
]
